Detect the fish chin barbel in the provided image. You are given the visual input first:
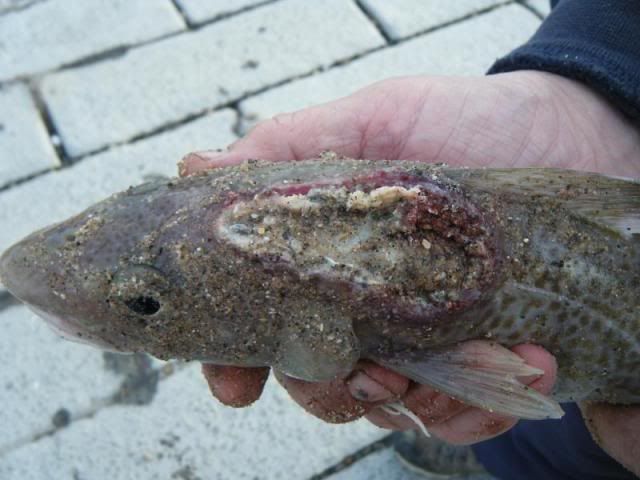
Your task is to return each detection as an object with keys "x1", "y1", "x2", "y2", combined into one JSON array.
[{"x1": 2, "y1": 153, "x2": 640, "y2": 422}]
